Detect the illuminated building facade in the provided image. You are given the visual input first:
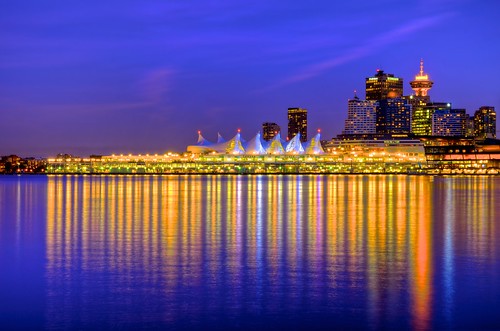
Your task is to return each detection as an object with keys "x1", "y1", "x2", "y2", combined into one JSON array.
[
  {"x1": 474, "y1": 106, "x2": 496, "y2": 139},
  {"x1": 365, "y1": 70, "x2": 403, "y2": 101},
  {"x1": 46, "y1": 133, "x2": 500, "y2": 175},
  {"x1": 343, "y1": 95, "x2": 377, "y2": 134},
  {"x1": 287, "y1": 107, "x2": 307, "y2": 142},
  {"x1": 376, "y1": 98, "x2": 412, "y2": 134},
  {"x1": 432, "y1": 108, "x2": 467, "y2": 136},
  {"x1": 465, "y1": 115, "x2": 475, "y2": 137},
  {"x1": 412, "y1": 102, "x2": 451, "y2": 136},
  {"x1": 262, "y1": 122, "x2": 280, "y2": 141}
]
